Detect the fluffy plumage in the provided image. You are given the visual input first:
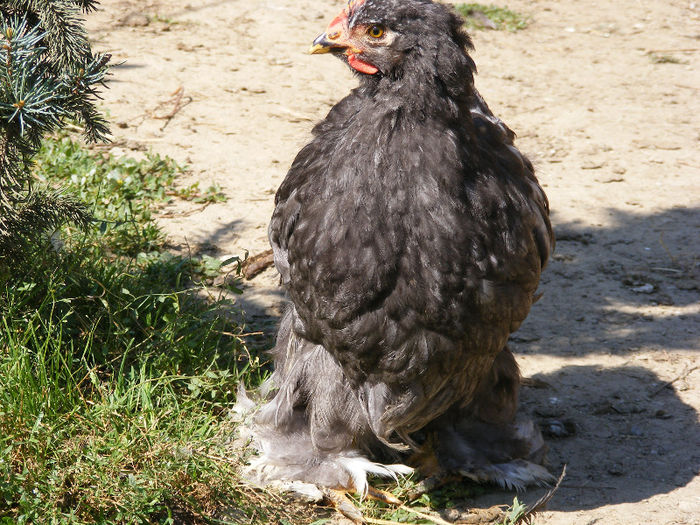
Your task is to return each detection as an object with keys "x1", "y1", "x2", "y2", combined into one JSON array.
[{"x1": 245, "y1": 0, "x2": 554, "y2": 493}]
